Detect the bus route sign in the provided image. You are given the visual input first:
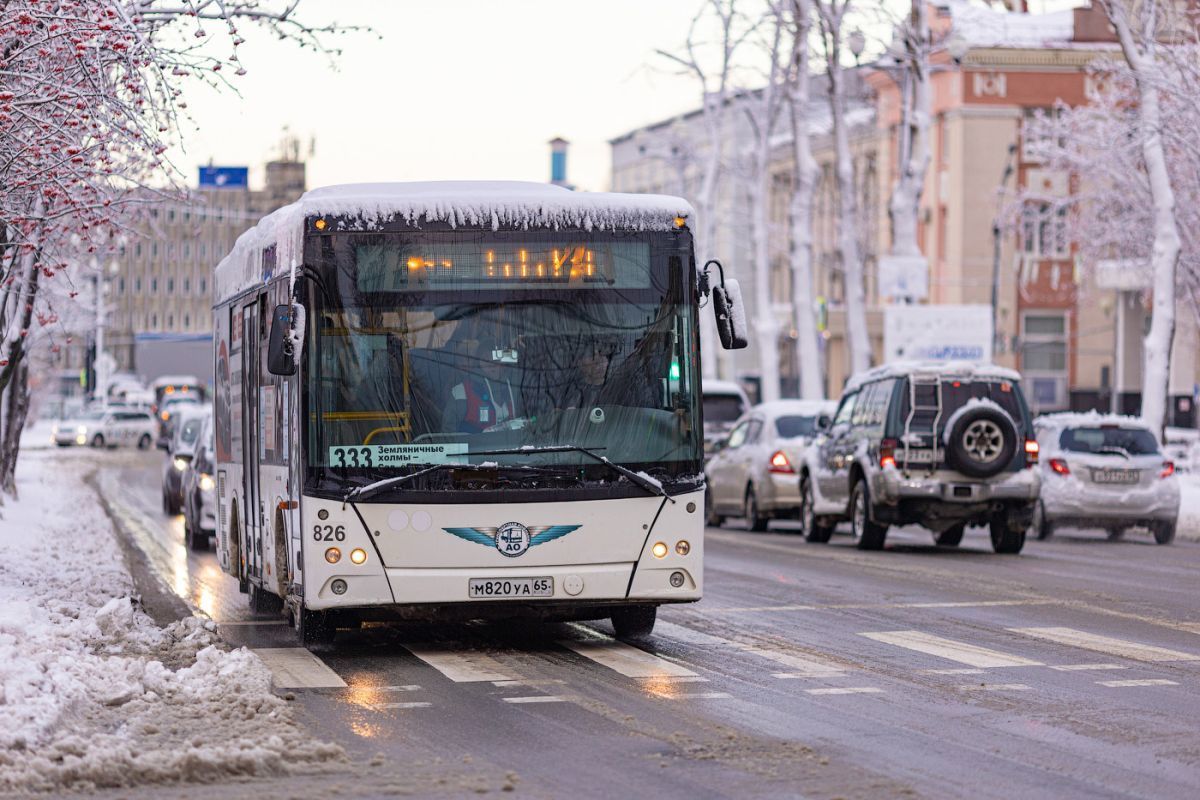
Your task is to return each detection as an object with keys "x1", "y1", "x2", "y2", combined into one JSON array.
[{"x1": 328, "y1": 443, "x2": 468, "y2": 468}]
